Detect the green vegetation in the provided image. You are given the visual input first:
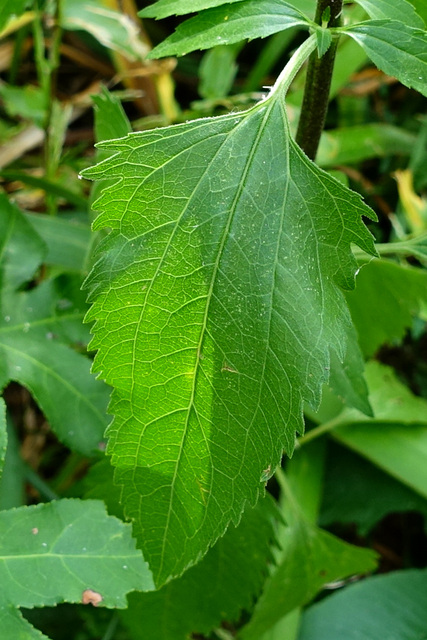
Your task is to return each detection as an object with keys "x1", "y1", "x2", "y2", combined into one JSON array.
[{"x1": 1, "y1": 1, "x2": 427, "y2": 638}]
